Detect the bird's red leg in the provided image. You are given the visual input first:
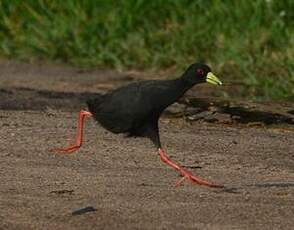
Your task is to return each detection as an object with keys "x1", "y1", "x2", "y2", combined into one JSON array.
[
  {"x1": 51, "y1": 110, "x2": 93, "y2": 154},
  {"x1": 158, "y1": 148, "x2": 223, "y2": 188}
]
